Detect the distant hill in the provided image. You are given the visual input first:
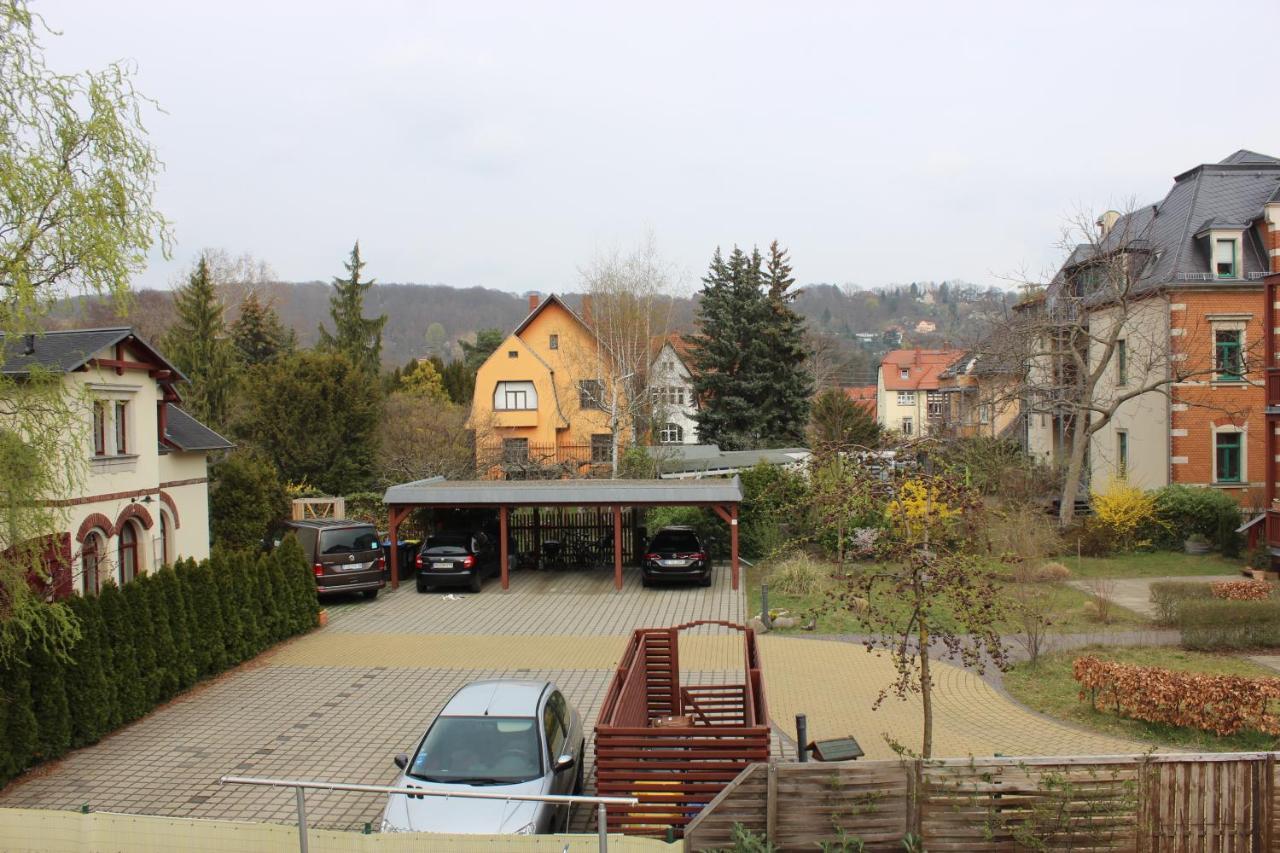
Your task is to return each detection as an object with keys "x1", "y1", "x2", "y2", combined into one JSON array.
[{"x1": 50, "y1": 278, "x2": 1008, "y2": 378}]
